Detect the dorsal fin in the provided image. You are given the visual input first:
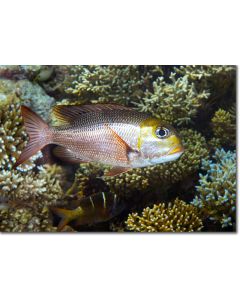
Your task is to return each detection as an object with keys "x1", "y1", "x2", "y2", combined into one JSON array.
[{"x1": 52, "y1": 104, "x2": 134, "y2": 125}]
